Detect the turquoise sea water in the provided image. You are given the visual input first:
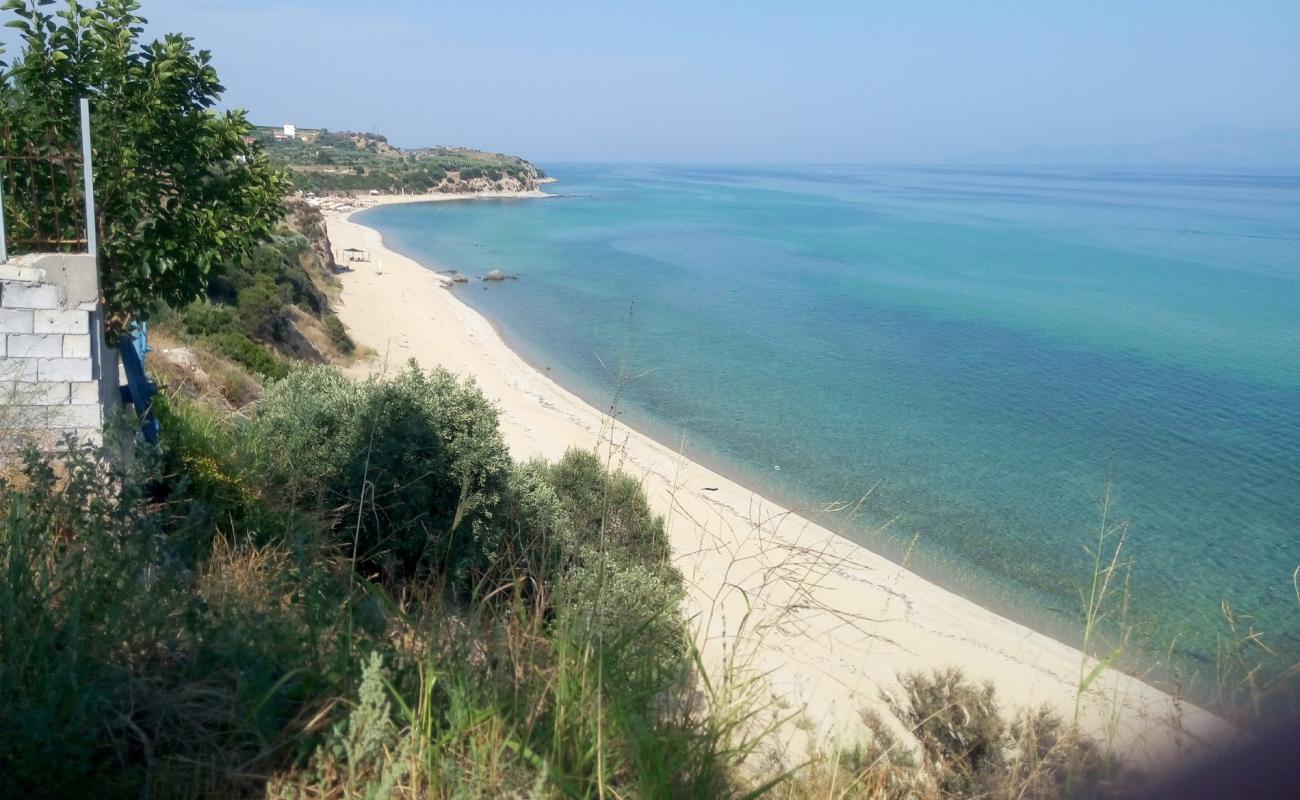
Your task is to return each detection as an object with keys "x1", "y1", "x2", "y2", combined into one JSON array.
[{"x1": 359, "y1": 165, "x2": 1300, "y2": 689}]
